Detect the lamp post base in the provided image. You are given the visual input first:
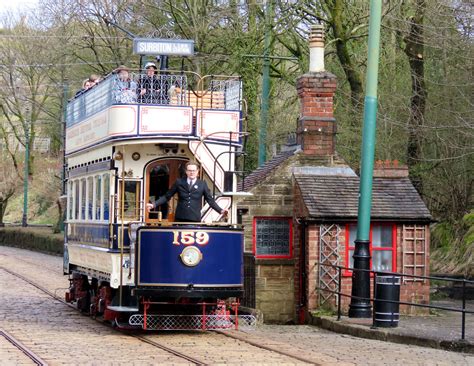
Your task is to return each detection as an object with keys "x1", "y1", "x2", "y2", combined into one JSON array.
[
  {"x1": 348, "y1": 239, "x2": 372, "y2": 318},
  {"x1": 348, "y1": 302, "x2": 372, "y2": 318}
]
